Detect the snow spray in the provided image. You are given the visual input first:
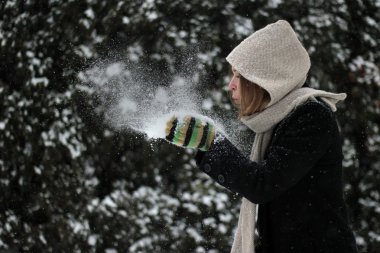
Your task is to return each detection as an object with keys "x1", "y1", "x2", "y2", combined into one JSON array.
[{"x1": 78, "y1": 57, "x2": 254, "y2": 153}]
